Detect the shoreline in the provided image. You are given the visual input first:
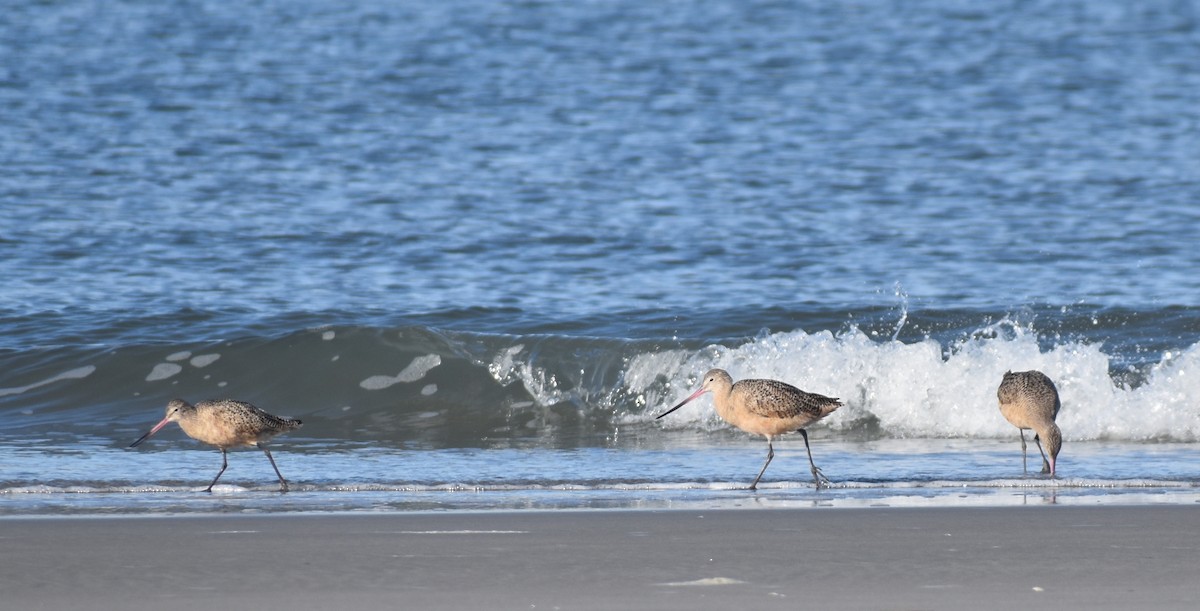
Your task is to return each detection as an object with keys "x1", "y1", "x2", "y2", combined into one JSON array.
[
  {"x1": 3, "y1": 505, "x2": 1198, "y2": 610},
  {"x1": 5, "y1": 476, "x2": 1200, "y2": 517}
]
